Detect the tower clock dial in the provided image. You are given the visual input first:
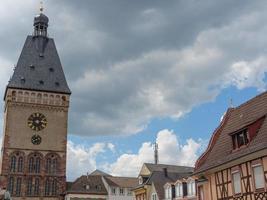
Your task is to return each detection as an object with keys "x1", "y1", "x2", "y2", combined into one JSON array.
[
  {"x1": 31, "y1": 134, "x2": 42, "y2": 145},
  {"x1": 28, "y1": 113, "x2": 47, "y2": 131}
]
